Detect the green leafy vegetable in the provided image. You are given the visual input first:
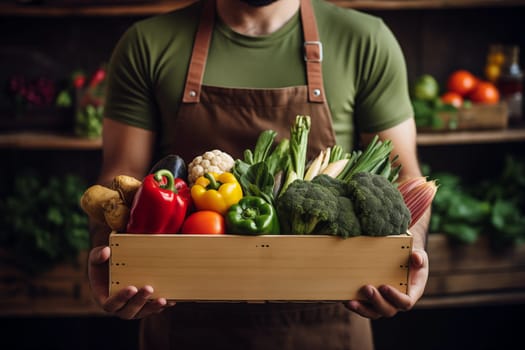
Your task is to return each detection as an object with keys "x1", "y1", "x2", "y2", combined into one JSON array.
[
  {"x1": 265, "y1": 138, "x2": 290, "y2": 176},
  {"x1": 238, "y1": 162, "x2": 275, "y2": 206},
  {"x1": 243, "y1": 130, "x2": 277, "y2": 165},
  {"x1": 0, "y1": 172, "x2": 90, "y2": 275},
  {"x1": 428, "y1": 156, "x2": 525, "y2": 246},
  {"x1": 233, "y1": 129, "x2": 289, "y2": 205}
]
